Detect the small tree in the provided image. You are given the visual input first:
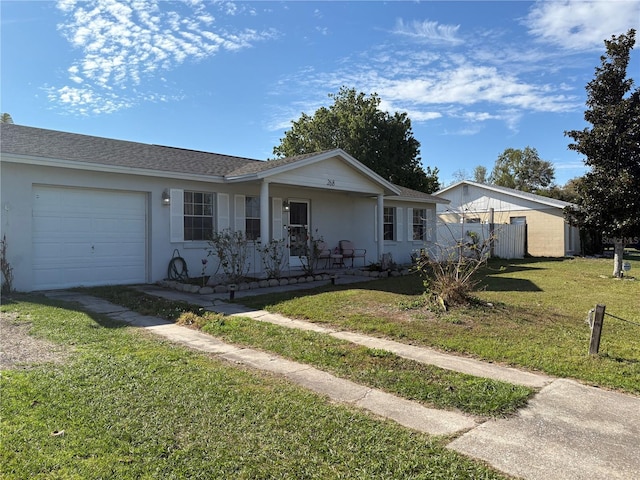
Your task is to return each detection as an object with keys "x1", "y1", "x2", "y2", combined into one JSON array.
[{"x1": 565, "y1": 29, "x2": 640, "y2": 277}]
